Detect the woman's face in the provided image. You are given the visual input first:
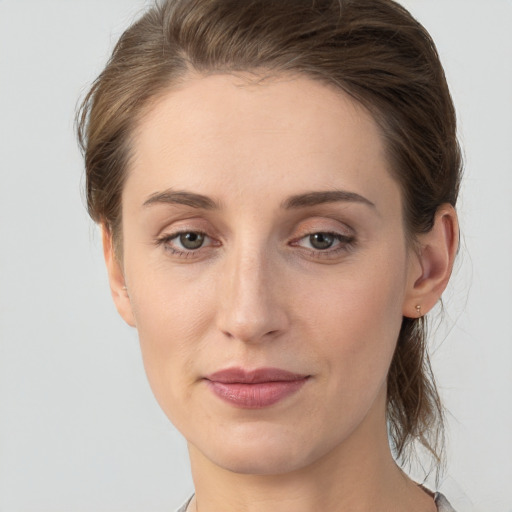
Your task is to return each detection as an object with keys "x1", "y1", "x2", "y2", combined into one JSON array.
[{"x1": 113, "y1": 74, "x2": 420, "y2": 474}]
